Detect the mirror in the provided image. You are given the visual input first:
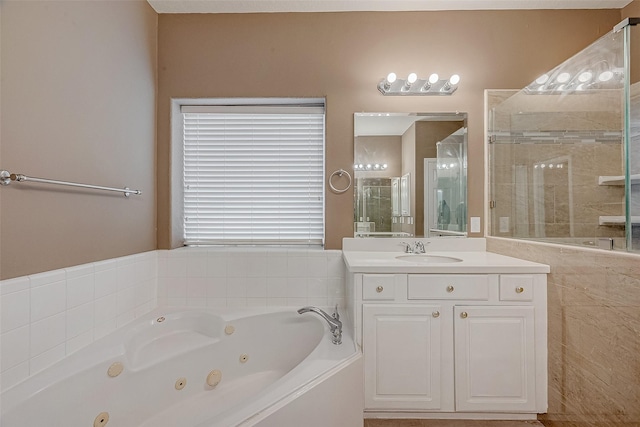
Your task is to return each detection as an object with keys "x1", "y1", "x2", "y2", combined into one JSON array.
[{"x1": 354, "y1": 112, "x2": 468, "y2": 238}]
